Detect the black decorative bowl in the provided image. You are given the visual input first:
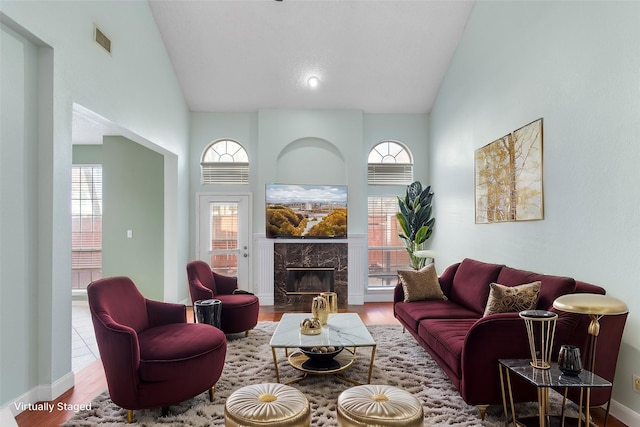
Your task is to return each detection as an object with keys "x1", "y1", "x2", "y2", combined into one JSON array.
[{"x1": 299, "y1": 346, "x2": 343, "y2": 362}]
